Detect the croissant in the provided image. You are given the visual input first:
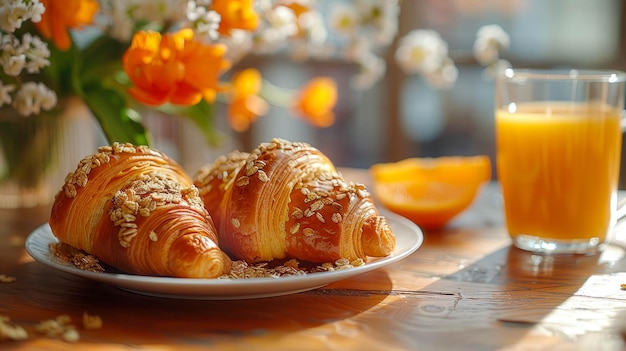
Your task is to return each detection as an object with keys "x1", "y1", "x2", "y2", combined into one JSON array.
[
  {"x1": 49, "y1": 142, "x2": 232, "y2": 278},
  {"x1": 193, "y1": 138, "x2": 396, "y2": 263}
]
